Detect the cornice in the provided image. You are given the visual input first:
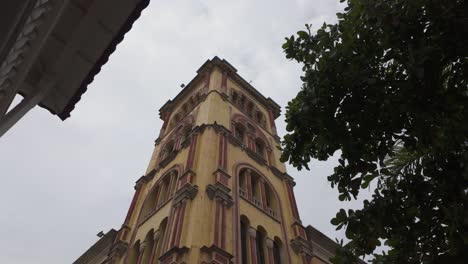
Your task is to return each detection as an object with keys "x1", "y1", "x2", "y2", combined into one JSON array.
[
  {"x1": 158, "y1": 246, "x2": 190, "y2": 263},
  {"x1": 290, "y1": 236, "x2": 314, "y2": 257},
  {"x1": 155, "y1": 90, "x2": 280, "y2": 146},
  {"x1": 200, "y1": 245, "x2": 234, "y2": 264},
  {"x1": 206, "y1": 182, "x2": 234, "y2": 208},
  {"x1": 173, "y1": 181, "x2": 198, "y2": 206}
]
